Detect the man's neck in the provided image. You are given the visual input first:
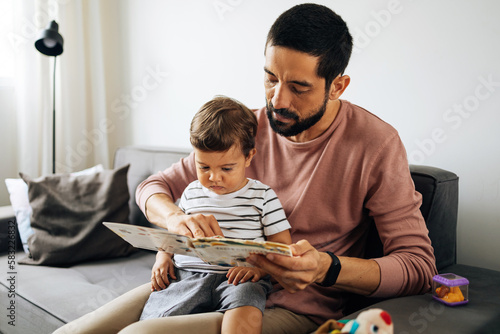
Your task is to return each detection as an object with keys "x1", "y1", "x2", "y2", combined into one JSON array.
[{"x1": 287, "y1": 100, "x2": 341, "y2": 143}]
